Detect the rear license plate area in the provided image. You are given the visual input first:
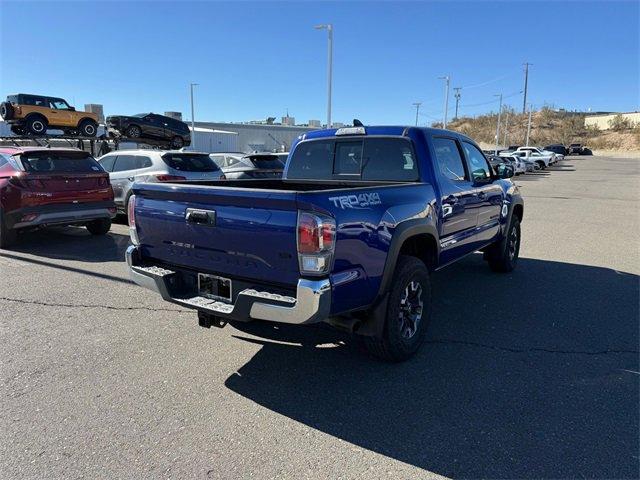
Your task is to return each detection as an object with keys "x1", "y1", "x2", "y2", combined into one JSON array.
[{"x1": 198, "y1": 274, "x2": 232, "y2": 302}]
